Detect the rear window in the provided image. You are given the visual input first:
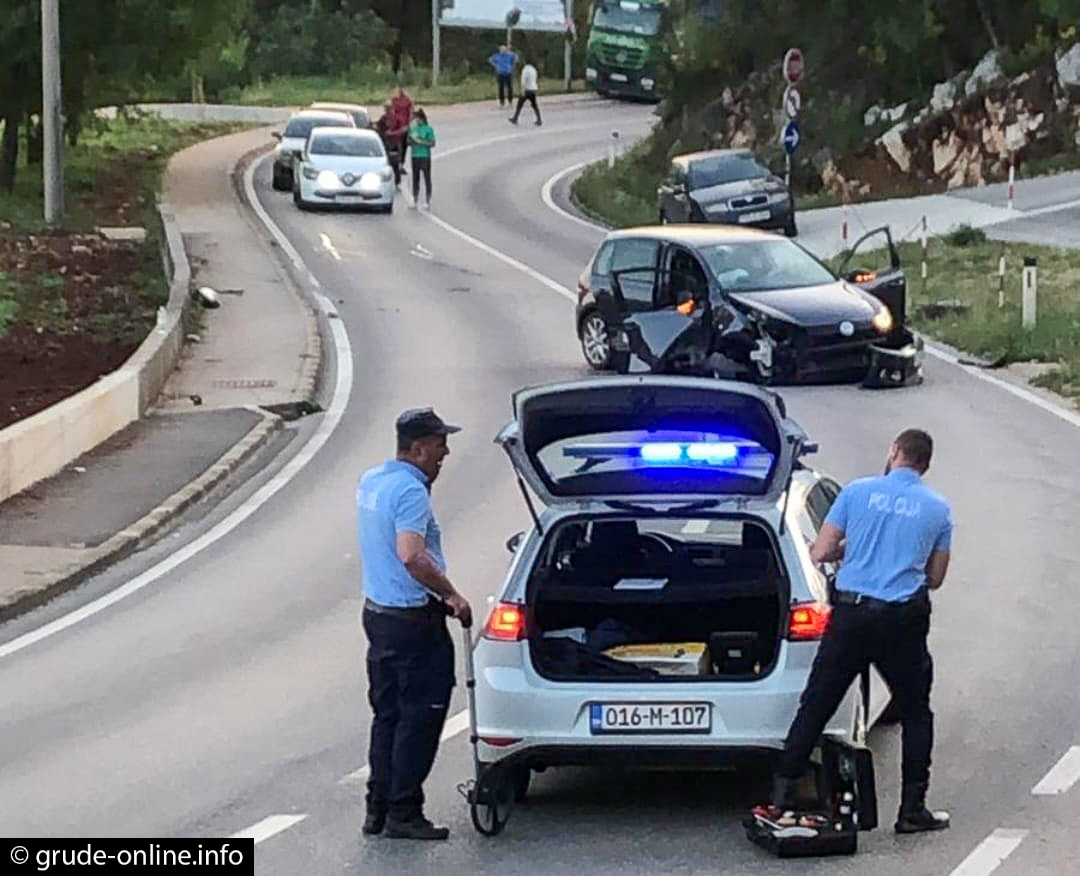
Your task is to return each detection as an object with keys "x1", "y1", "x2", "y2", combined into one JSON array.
[
  {"x1": 310, "y1": 133, "x2": 383, "y2": 157},
  {"x1": 284, "y1": 115, "x2": 350, "y2": 138},
  {"x1": 689, "y1": 153, "x2": 768, "y2": 189}
]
